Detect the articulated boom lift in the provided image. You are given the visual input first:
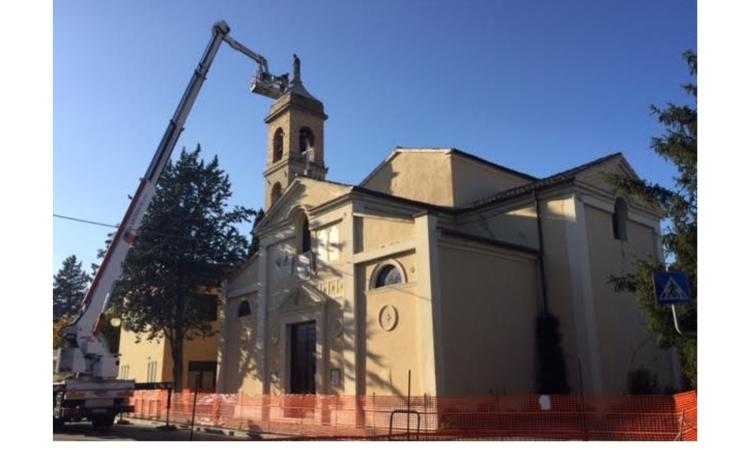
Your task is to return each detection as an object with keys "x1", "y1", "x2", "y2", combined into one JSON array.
[{"x1": 54, "y1": 20, "x2": 286, "y2": 428}]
